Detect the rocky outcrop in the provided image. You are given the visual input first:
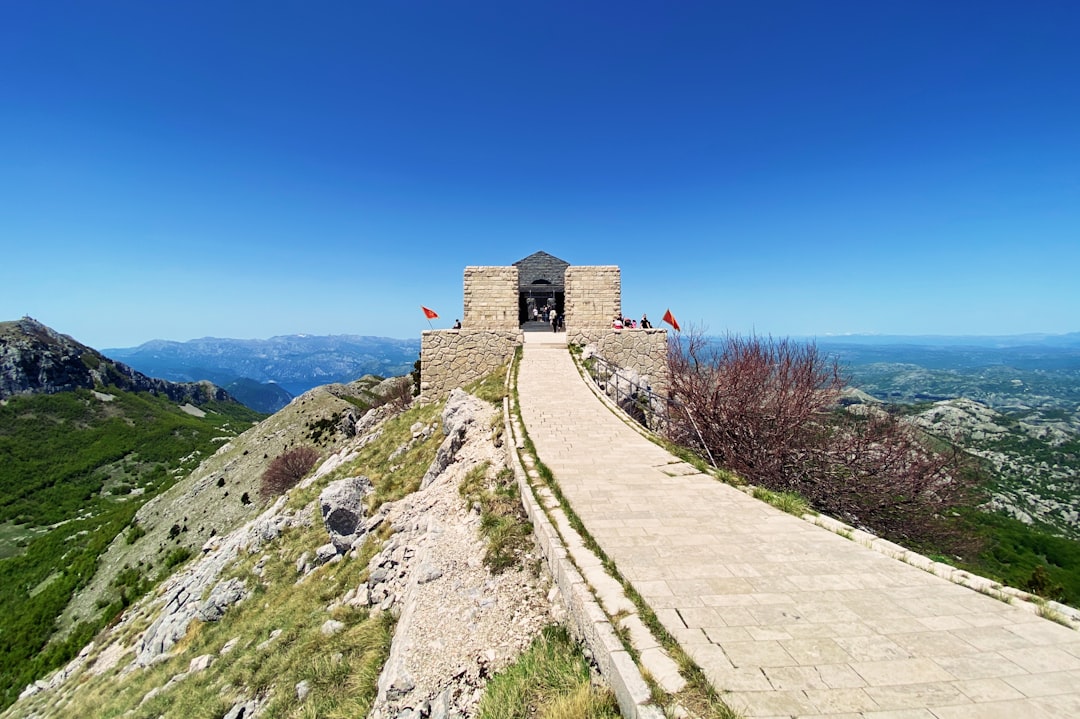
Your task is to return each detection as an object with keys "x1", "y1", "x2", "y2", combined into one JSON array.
[
  {"x1": 0, "y1": 317, "x2": 233, "y2": 405},
  {"x1": 134, "y1": 498, "x2": 305, "y2": 667},
  {"x1": 420, "y1": 389, "x2": 488, "y2": 489}
]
